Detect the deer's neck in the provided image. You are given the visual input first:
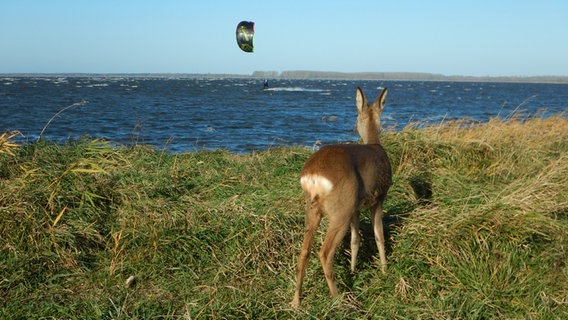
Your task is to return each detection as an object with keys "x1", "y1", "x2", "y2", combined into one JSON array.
[{"x1": 362, "y1": 126, "x2": 381, "y2": 145}]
